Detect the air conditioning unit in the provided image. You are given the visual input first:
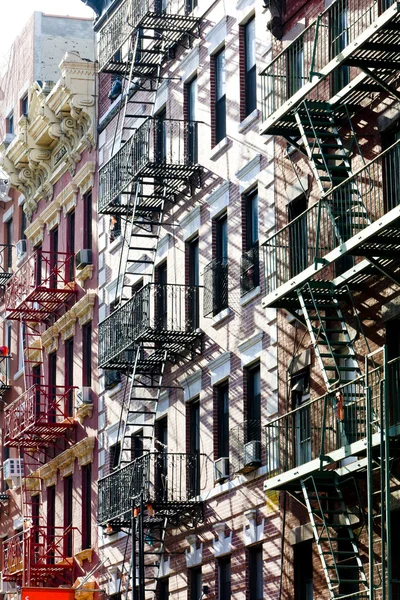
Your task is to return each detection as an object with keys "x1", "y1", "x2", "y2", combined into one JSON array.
[
  {"x1": 243, "y1": 440, "x2": 261, "y2": 470},
  {"x1": 76, "y1": 249, "x2": 93, "y2": 270},
  {"x1": 16, "y1": 239, "x2": 27, "y2": 259},
  {"x1": 214, "y1": 457, "x2": 229, "y2": 483},
  {"x1": 0, "y1": 572, "x2": 13, "y2": 594},
  {"x1": 3, "y1": 458, "x2": 24, "y2": 486},
  {"x1": 76, "y1": 386, "x2": 92, "y2": 406}
]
